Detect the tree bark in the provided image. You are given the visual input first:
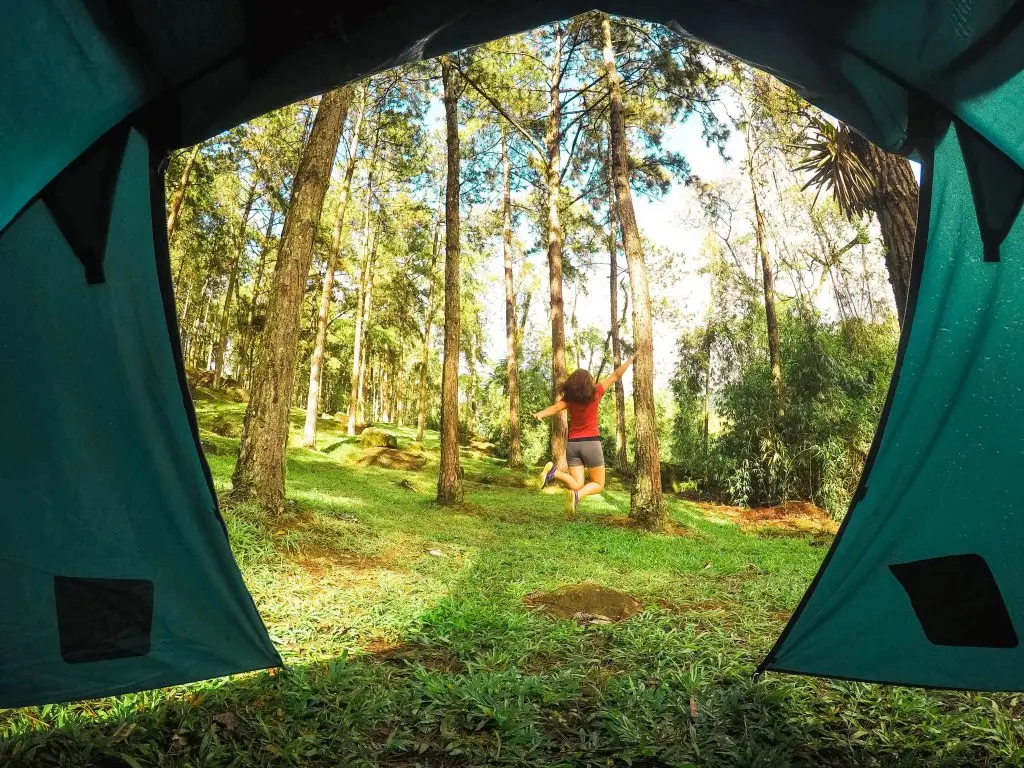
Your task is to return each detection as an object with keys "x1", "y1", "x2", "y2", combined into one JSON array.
[
  {"x1": 607, "y1": 141, "x2": 630, "y2": 474},
  {"x1": 213, "y1": 179, "x2": 259, "y2": 388},
  {"x1": 546, "y1": 25, "x2": 569, "y2": 471},
  {"x1": 302, "y1": 86, "x2": 361, "y2": 447},
  {"x1": 437, "y1": 57, "x2": 463, "y2": 505},
  {"x1": 231, "y1": 87, "x2": 349, "y2": 512},
  {"x1": 347, "y1": 117, "x2": 384, "y2": 436},
  {"x1": 416, "y1": 191, "x2": 444, "y2": 443},
  {"x1": 602, "y1": 14, "x2": 665, "y2": 530},
  {"x1": 501, "y1": 129, "x2": 525, "y2": 469},
  {"x1": 746, "y1": 114, "x2": 784, "y2": 406},
  {"x1": 167, "y1": 143, "x2": 201, "y2": 241},
  {"x1": 850, "y1": 134, "x2": 918, "y2": 326},
  {"x1": 355, "y1": 240, "x2": 378, "y2": 425}
]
